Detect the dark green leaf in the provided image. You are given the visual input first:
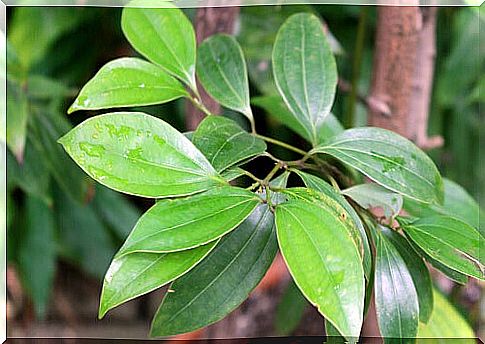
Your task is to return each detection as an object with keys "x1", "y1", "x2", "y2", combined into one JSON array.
[
  {"x1": 197, "y1": 35, "x2": 253, "y2": 122},
  {"x1": 98, "y1": 241, "x2": 217, "y2": 318},
  {"x1": 59, "y1": 112, "x2": 225, "y2": 198},
  {"x1": 275, "y1": 188, "x2": 364, "y2": 339},
  {"x1": 381, "y1": 227, "x2": 433, "y2": 323},
  {"x1": 151, "y1": 203, "x2": 277, "y2": 336},
  {"x1": 17, "y1": 195, "x2": 56, "y2": 317},
  {"x1": 275, "y1": 280, "x2": 308, "y2": 335},
  {"x1": 272, "y1": 13, "x2": 337, "y2": 146},
  {"x1": 402, "y1": 216, "x2": 484, "y2": 279},
  {"x1": 118, "y1": 186, "x2": 261, "y2": 256},
  {"x1": 68, "y1": 58, "x2": 188, "y2": 114},
  {"x1": 121, "y1": 2, "x2": 196, "y2": 89},
  {"x1": 311, "y1": 127, "x2": 444, "y2": 204},
  {"x1": 343, "y1": 183, "x2": 403, "y2": 219},
  {"x1": 375, "y1": 231, "x2": 419, "y2": 343},
  {"x1": 7, "y1": 81, "x2": 28, "y2": 161},
  {"x1": 192, "y1": 116, "x2": 266, "y2": 172}
]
